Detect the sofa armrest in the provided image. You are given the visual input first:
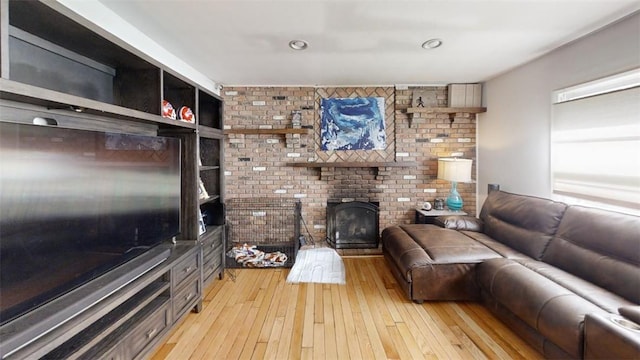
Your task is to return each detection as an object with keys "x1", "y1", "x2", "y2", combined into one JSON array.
[
  {"x1": 434, "y1": 216, "x2": 483, "y2": 232},
  {"x1": 584, "y1": 313, "x2": 640, "y2": 359},
  {"x1": 619, "y1": 306, "x2": 640, "y2": 324}
]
